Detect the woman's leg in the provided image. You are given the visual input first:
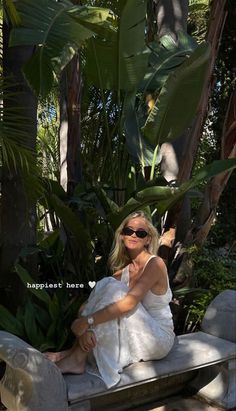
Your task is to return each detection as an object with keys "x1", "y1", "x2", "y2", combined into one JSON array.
[
  {"x1": 44, "y1": 348, "x2": 72, "y2": 363},
  {"x1": 55, "y1": 338, "x2": 88, "y2": 374}
]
